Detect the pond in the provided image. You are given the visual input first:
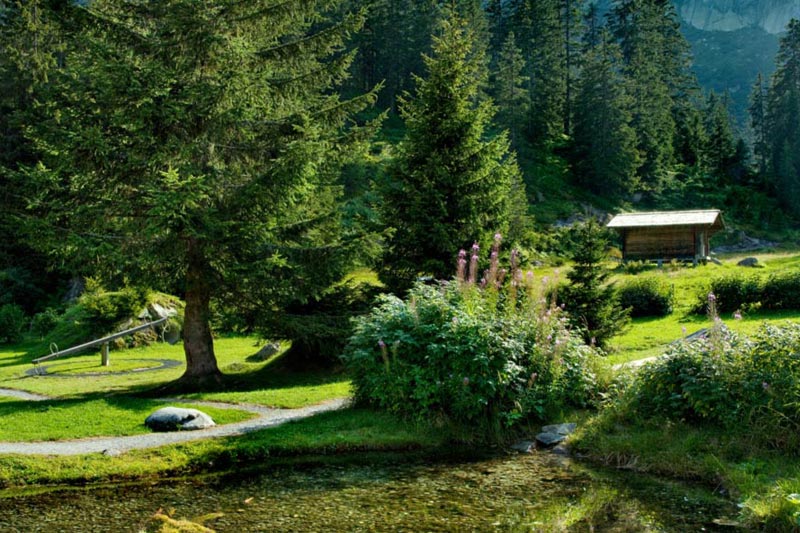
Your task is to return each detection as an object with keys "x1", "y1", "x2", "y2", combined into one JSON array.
[{"x1": 0, "y1": 451, "x2": 739, "y2": 532}]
